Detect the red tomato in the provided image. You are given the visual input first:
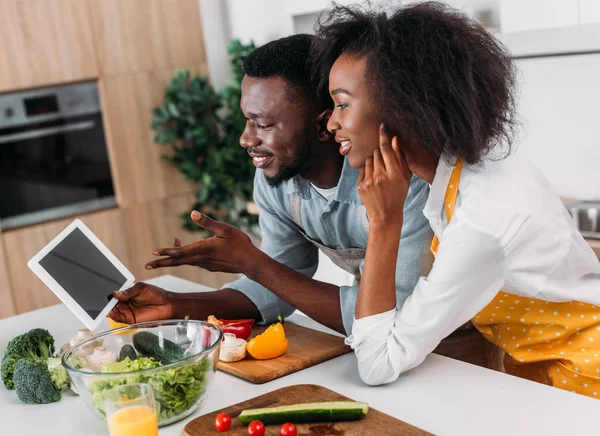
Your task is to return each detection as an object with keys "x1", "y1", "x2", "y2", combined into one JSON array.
[
  {"x1": 214, "y1": 413, "x2": 231, "y2": 432},
  {"x1": 247, "y1": 420, "x2": 266, "y2": 436},
  {"x1": 280, "y1": 422, "x2": 297, "y2": 436}
]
